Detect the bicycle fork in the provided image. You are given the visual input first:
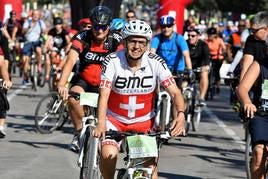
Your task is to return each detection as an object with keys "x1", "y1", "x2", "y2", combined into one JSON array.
[{"x1": 155, "y1": 91, "x2": 171, "y2": 127}]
